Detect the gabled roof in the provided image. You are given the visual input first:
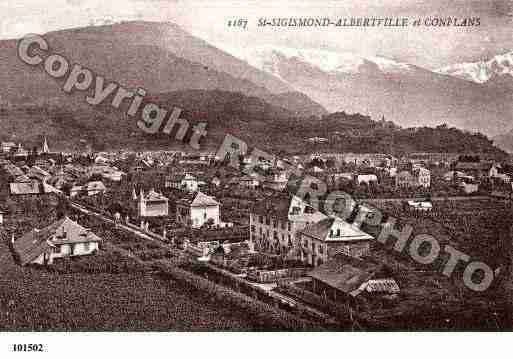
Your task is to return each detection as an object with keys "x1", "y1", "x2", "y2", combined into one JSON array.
[
  {"x1": 86, "y1": 181, "x2": 107, "y2": 192},
  {"x1": 308, "y1": 254, "x2": 384, "y2": 296},
  {"x1": 14, "y1": 217, "x2": 102, "y2": 265},
  {"x1": 300, "y1": 216, "x2": 373, "y2": 242},
  {"x1": 191, "y1": 191, "x2": 219, "y2": 207},
  {"x1": 144, "y1": 190, "x2": 168, "y2": 202}
]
